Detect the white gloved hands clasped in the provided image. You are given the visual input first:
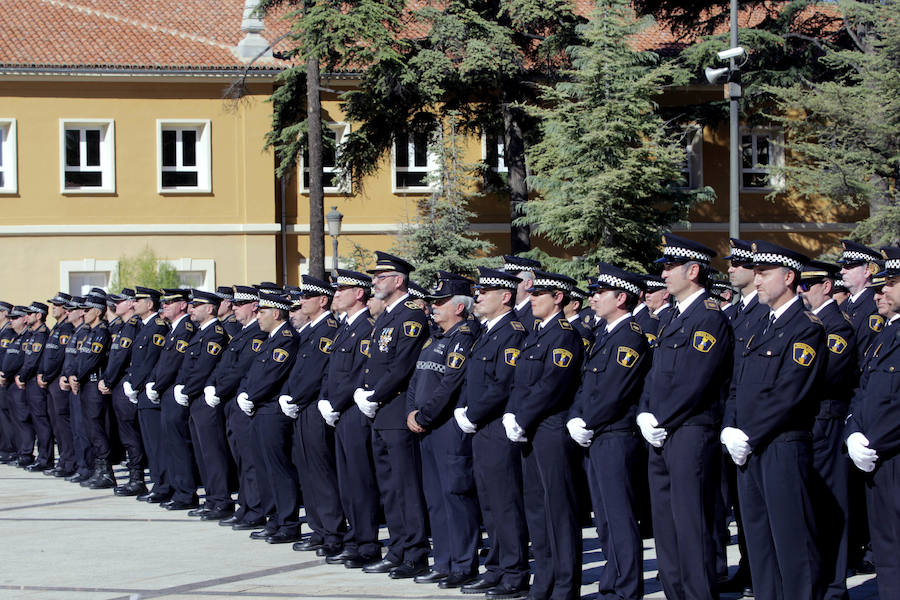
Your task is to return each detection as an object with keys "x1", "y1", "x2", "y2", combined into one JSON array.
[
  {"x1": 566, "y1": 417, "x2": 593, "y2": 448},
  {"x1": 203, "y1": 385, "x2": 220, "y2": 408},
  {"x1": 174, "y1": 384, "x2": 189, "y2": 407},
  {"x1": 353, "y1": 388, "x2": 378, "y2": 419},
  {"x1": 317, "y1": 399, "x2": 340, "y2": 427},
  {"x1": 453, "y1": 407, "x2": 477, "y2": 434},
  {"x1": 145, "y1": 382, "x2": 160, "y2": 403},
  {"x1": 236, "y1": 392, "x2": 254, "y2": 416},
  {"x1": 637, "y1": 412, "x2": 666, "y2": 448},
  {"x1": 720, "y1": 427, "x2": 752, "y2": 466},
  {"x1": 847, "y1": 432, "x2": 877, "y2": 472},
  {"x1": 123, "y1": 380, "x2": 139, "y2": 404},
  {"x1": 278, "y1": 395, "x2": 299, "y2": 419},
  {"x1": 502, "y1": 412, "x2": 527, "y2": 443}
]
